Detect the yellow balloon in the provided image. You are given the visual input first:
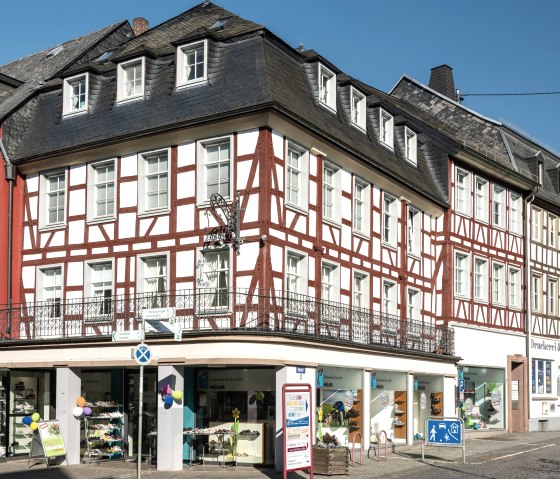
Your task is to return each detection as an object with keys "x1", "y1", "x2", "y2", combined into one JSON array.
[
  {"x1": 30, "y1": 422, "x2": 38, "y2": 431},
  {"x1": 171, "y1": 390, "x2": 183, "y2": 401},
  {"x1": 31, "y1": 413, "x2": 40, "y2": 422}
]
